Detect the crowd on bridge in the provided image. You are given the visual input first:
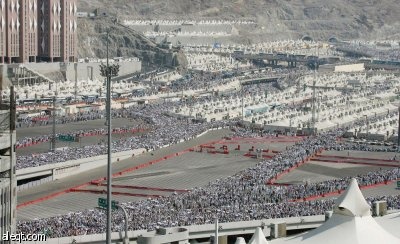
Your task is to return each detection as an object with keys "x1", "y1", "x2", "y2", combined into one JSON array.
[
  {"x1": 16, "y1": 126, "x2": 149, "y2": 149},
  {"x1": 15, "y1": 103, "x2": 230, "y2": 169},
  {"x1": 16, "y1": 111, "x2": 105, "y2": 128}
]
